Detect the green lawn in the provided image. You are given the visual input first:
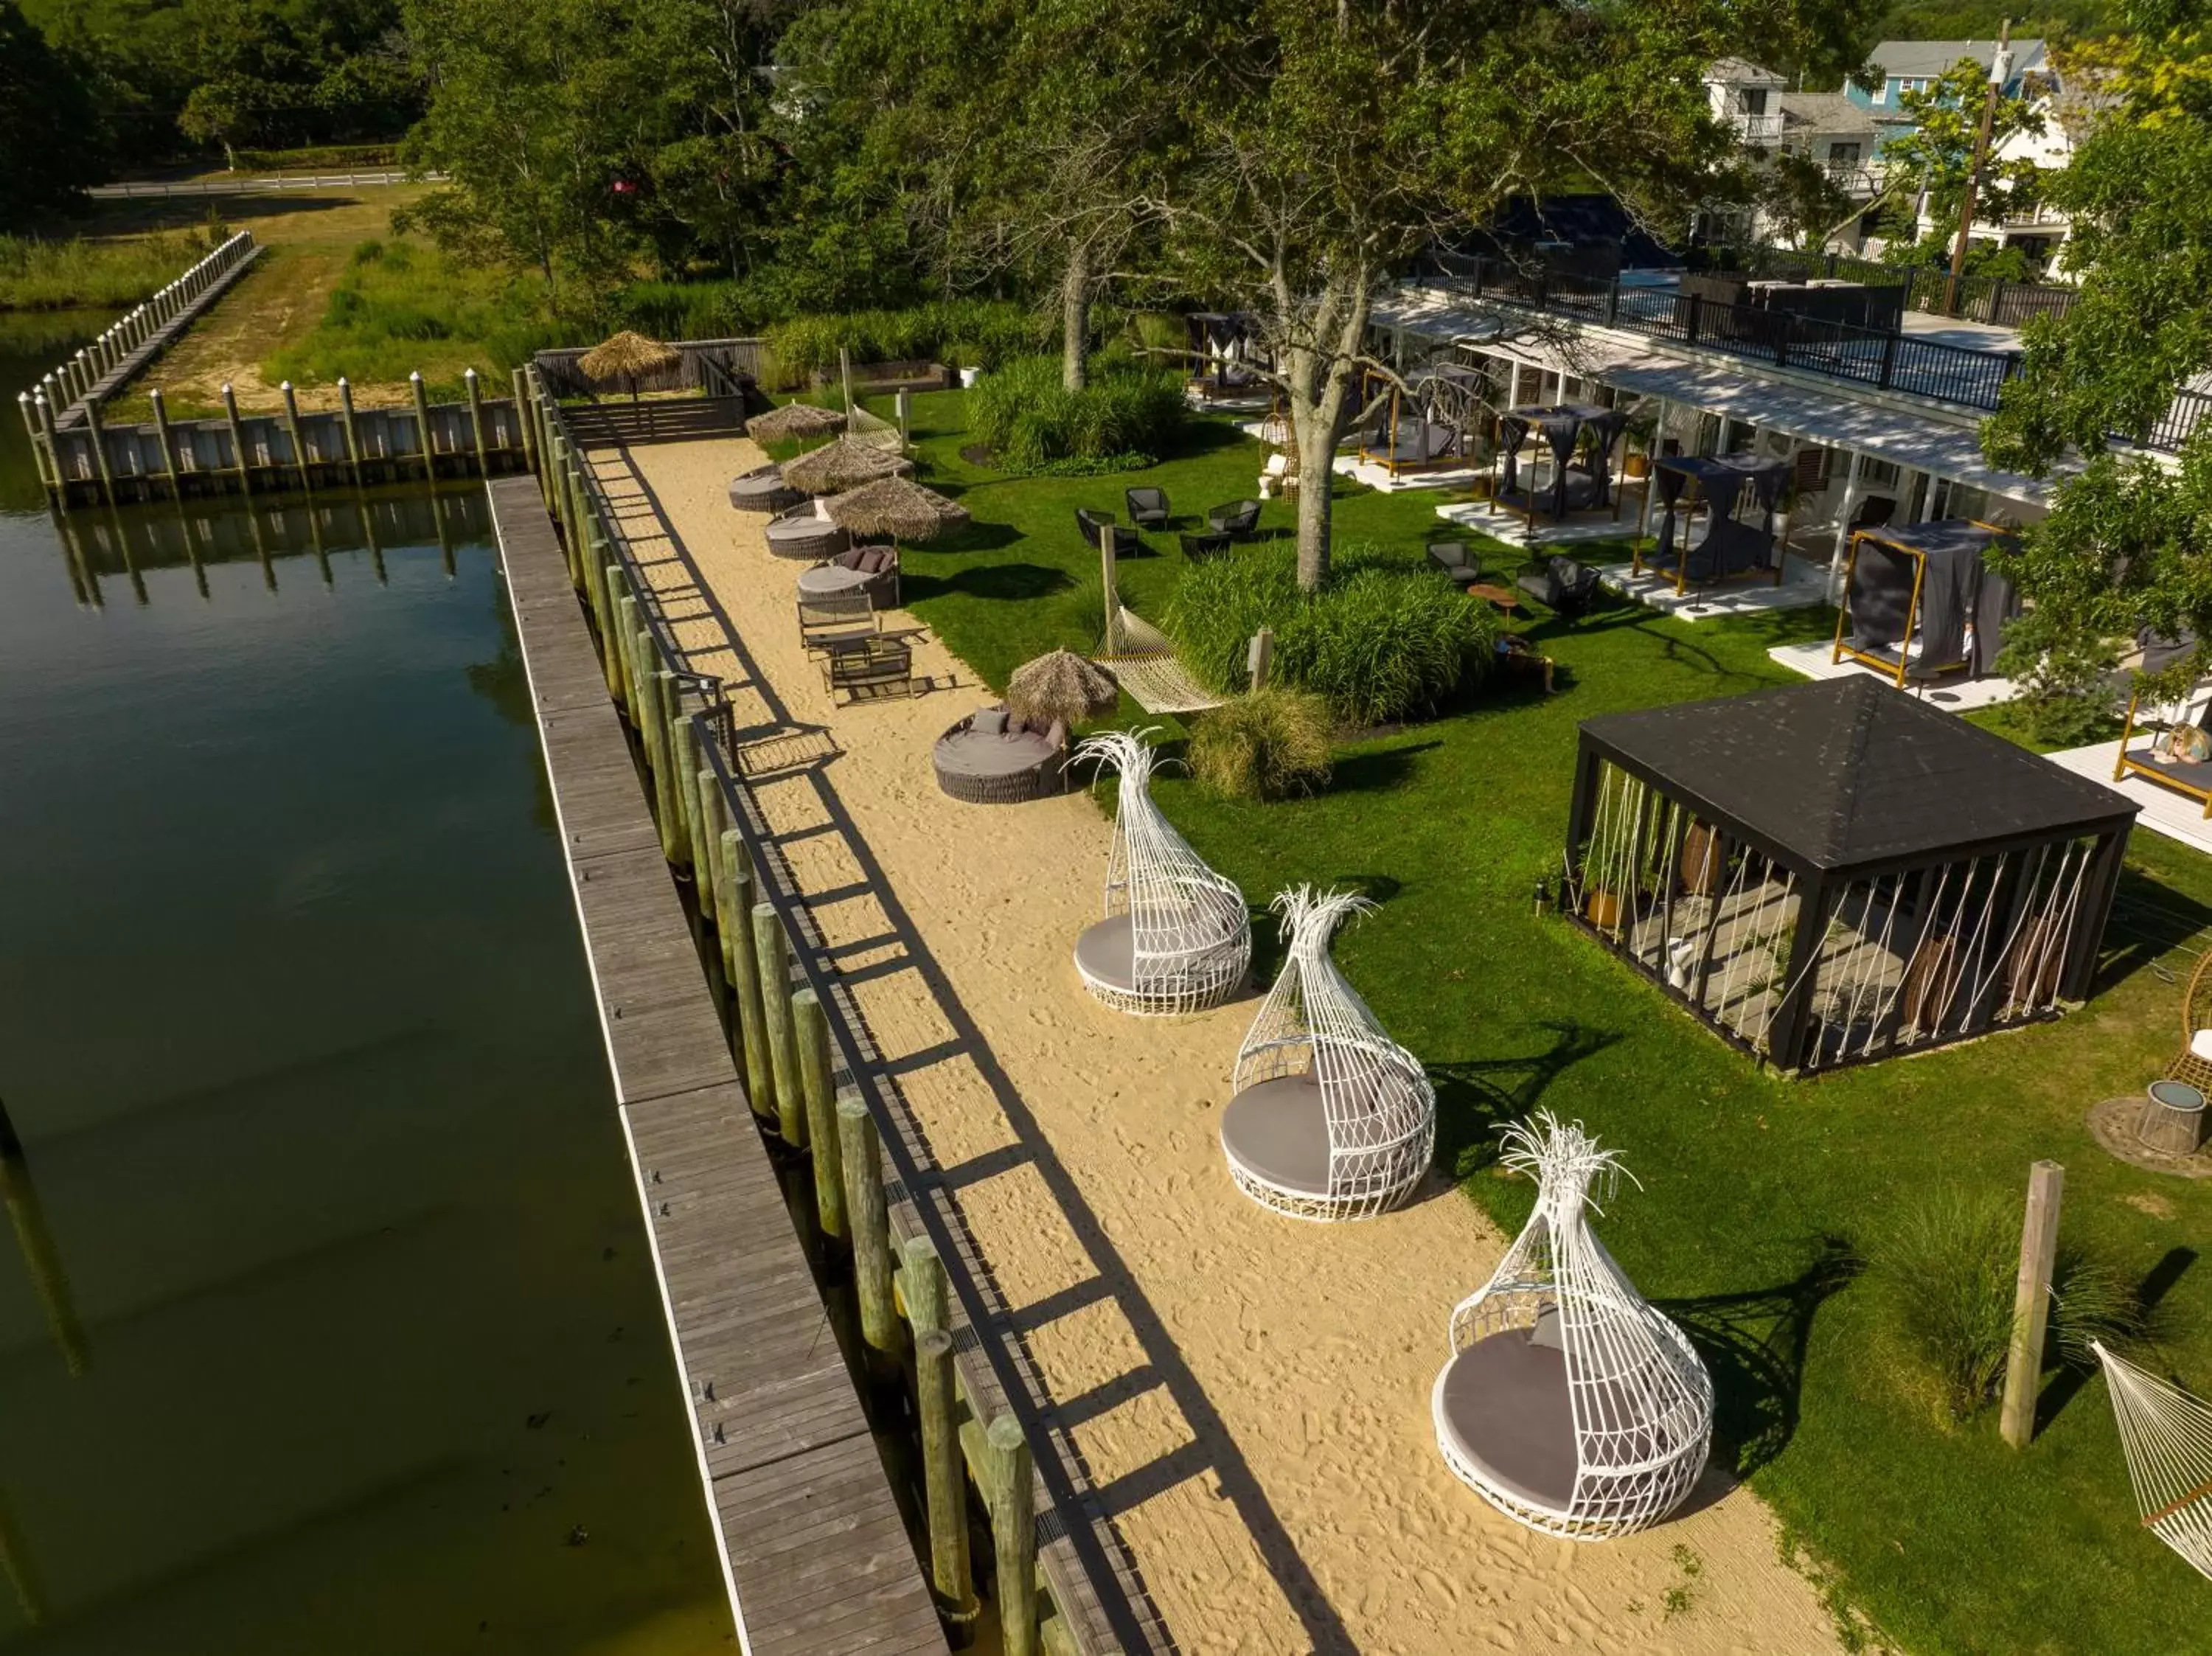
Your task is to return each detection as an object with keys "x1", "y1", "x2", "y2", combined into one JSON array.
[{"x1": 825, "y1": 389, "x2": 2212, "y2": 1655}]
